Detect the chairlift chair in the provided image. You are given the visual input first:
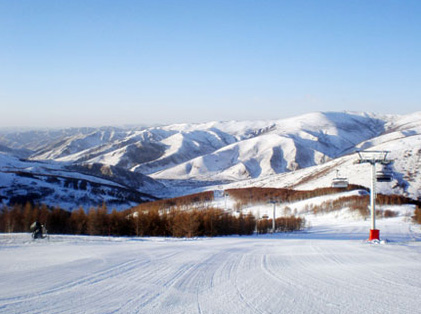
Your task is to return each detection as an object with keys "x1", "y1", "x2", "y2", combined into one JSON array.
[
  {"x1": 331, "y1": 170, "x2": 349, "y2": 188},
  {"x1": 376, "y1": 165, "x2": 393, "y2": 182}
]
